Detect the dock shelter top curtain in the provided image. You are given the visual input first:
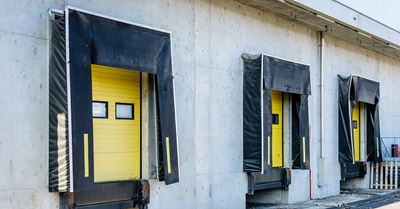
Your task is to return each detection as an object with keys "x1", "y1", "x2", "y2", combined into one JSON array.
[
  {"x1": 338, "y1": 75, "x2": 382, "y2": 163},
  {"x1": 49, "y1": 8, "x2": 179, "y2": 193},
  {"x1": 242, "y1": 54, "x2": 311, "y2": 174}
]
